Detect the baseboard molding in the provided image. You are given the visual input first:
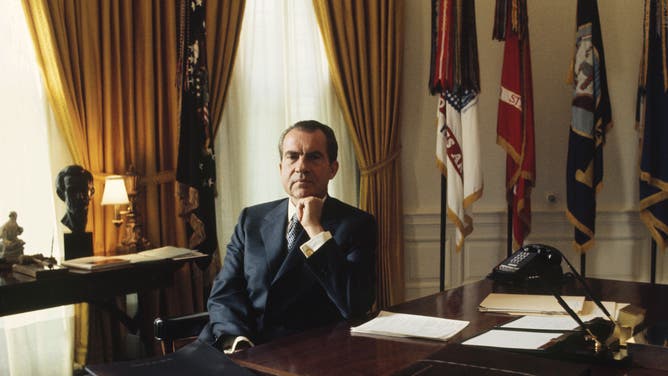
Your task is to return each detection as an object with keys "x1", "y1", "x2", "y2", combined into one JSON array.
[{"x1": 403, "y1": 210, "x2": 664, "y2": 300}]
